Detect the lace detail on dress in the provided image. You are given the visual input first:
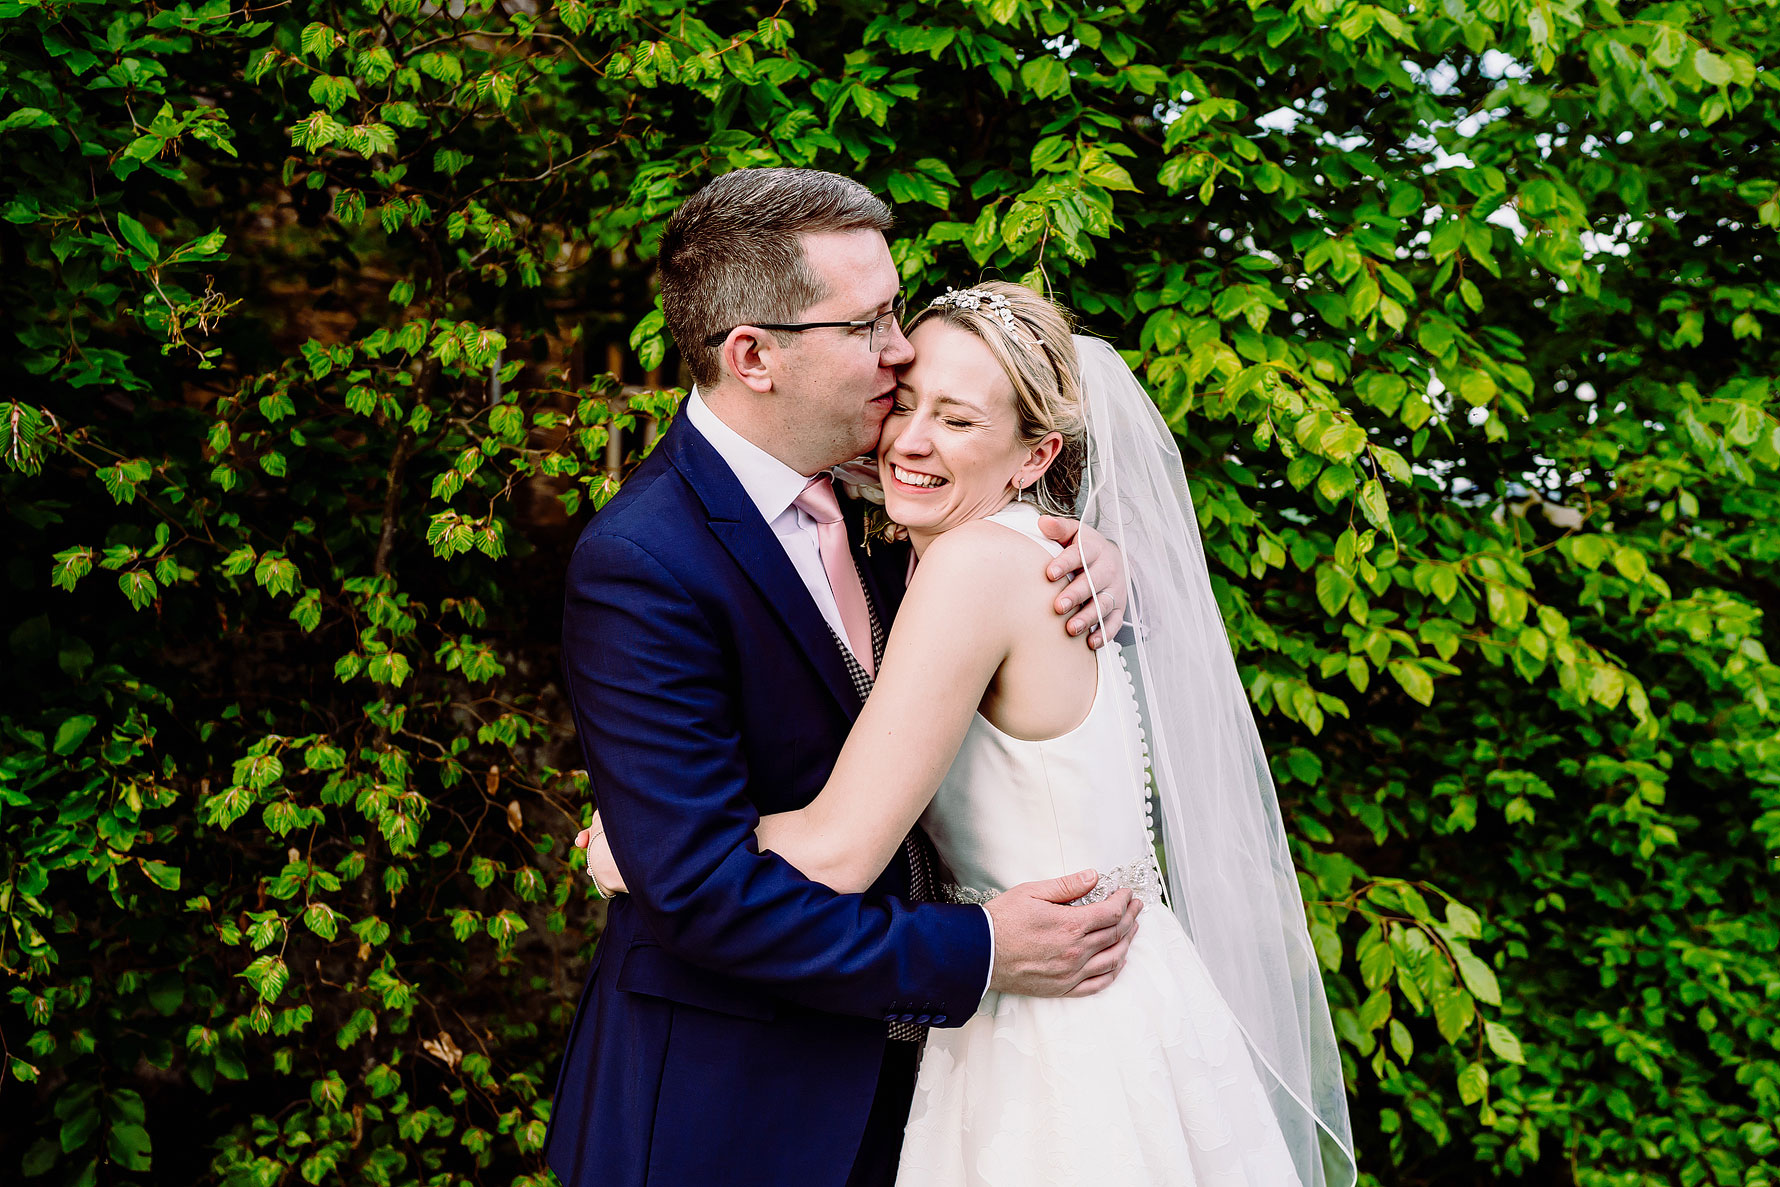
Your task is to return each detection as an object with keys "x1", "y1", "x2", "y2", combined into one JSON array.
[{"x1": 939, "y1": 849, "x2": 1165, "y2": 908}]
